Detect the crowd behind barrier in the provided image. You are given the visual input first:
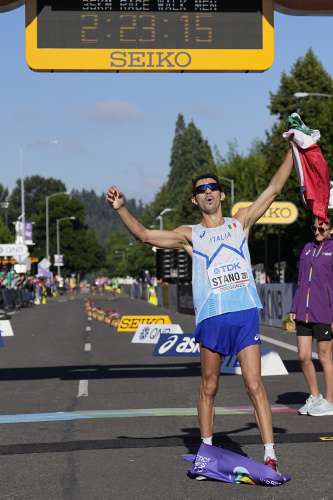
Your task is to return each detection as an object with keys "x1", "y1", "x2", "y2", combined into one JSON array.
[
  {"x1": 120, "y1": 280, "x2": 298, "y2": 328},
  {"x1": 1, "y1": 265, "x2": 297, "y2": 329}
]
